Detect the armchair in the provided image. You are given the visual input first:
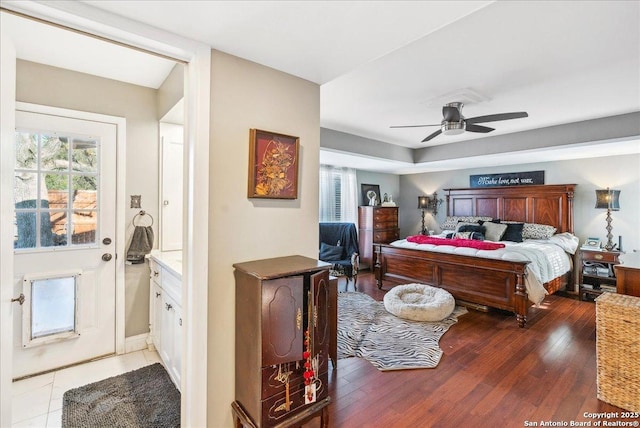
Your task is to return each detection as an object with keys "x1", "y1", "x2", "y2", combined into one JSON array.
[{"x1": 319, "y1": 222, "x2": 360, "y2": 290}]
